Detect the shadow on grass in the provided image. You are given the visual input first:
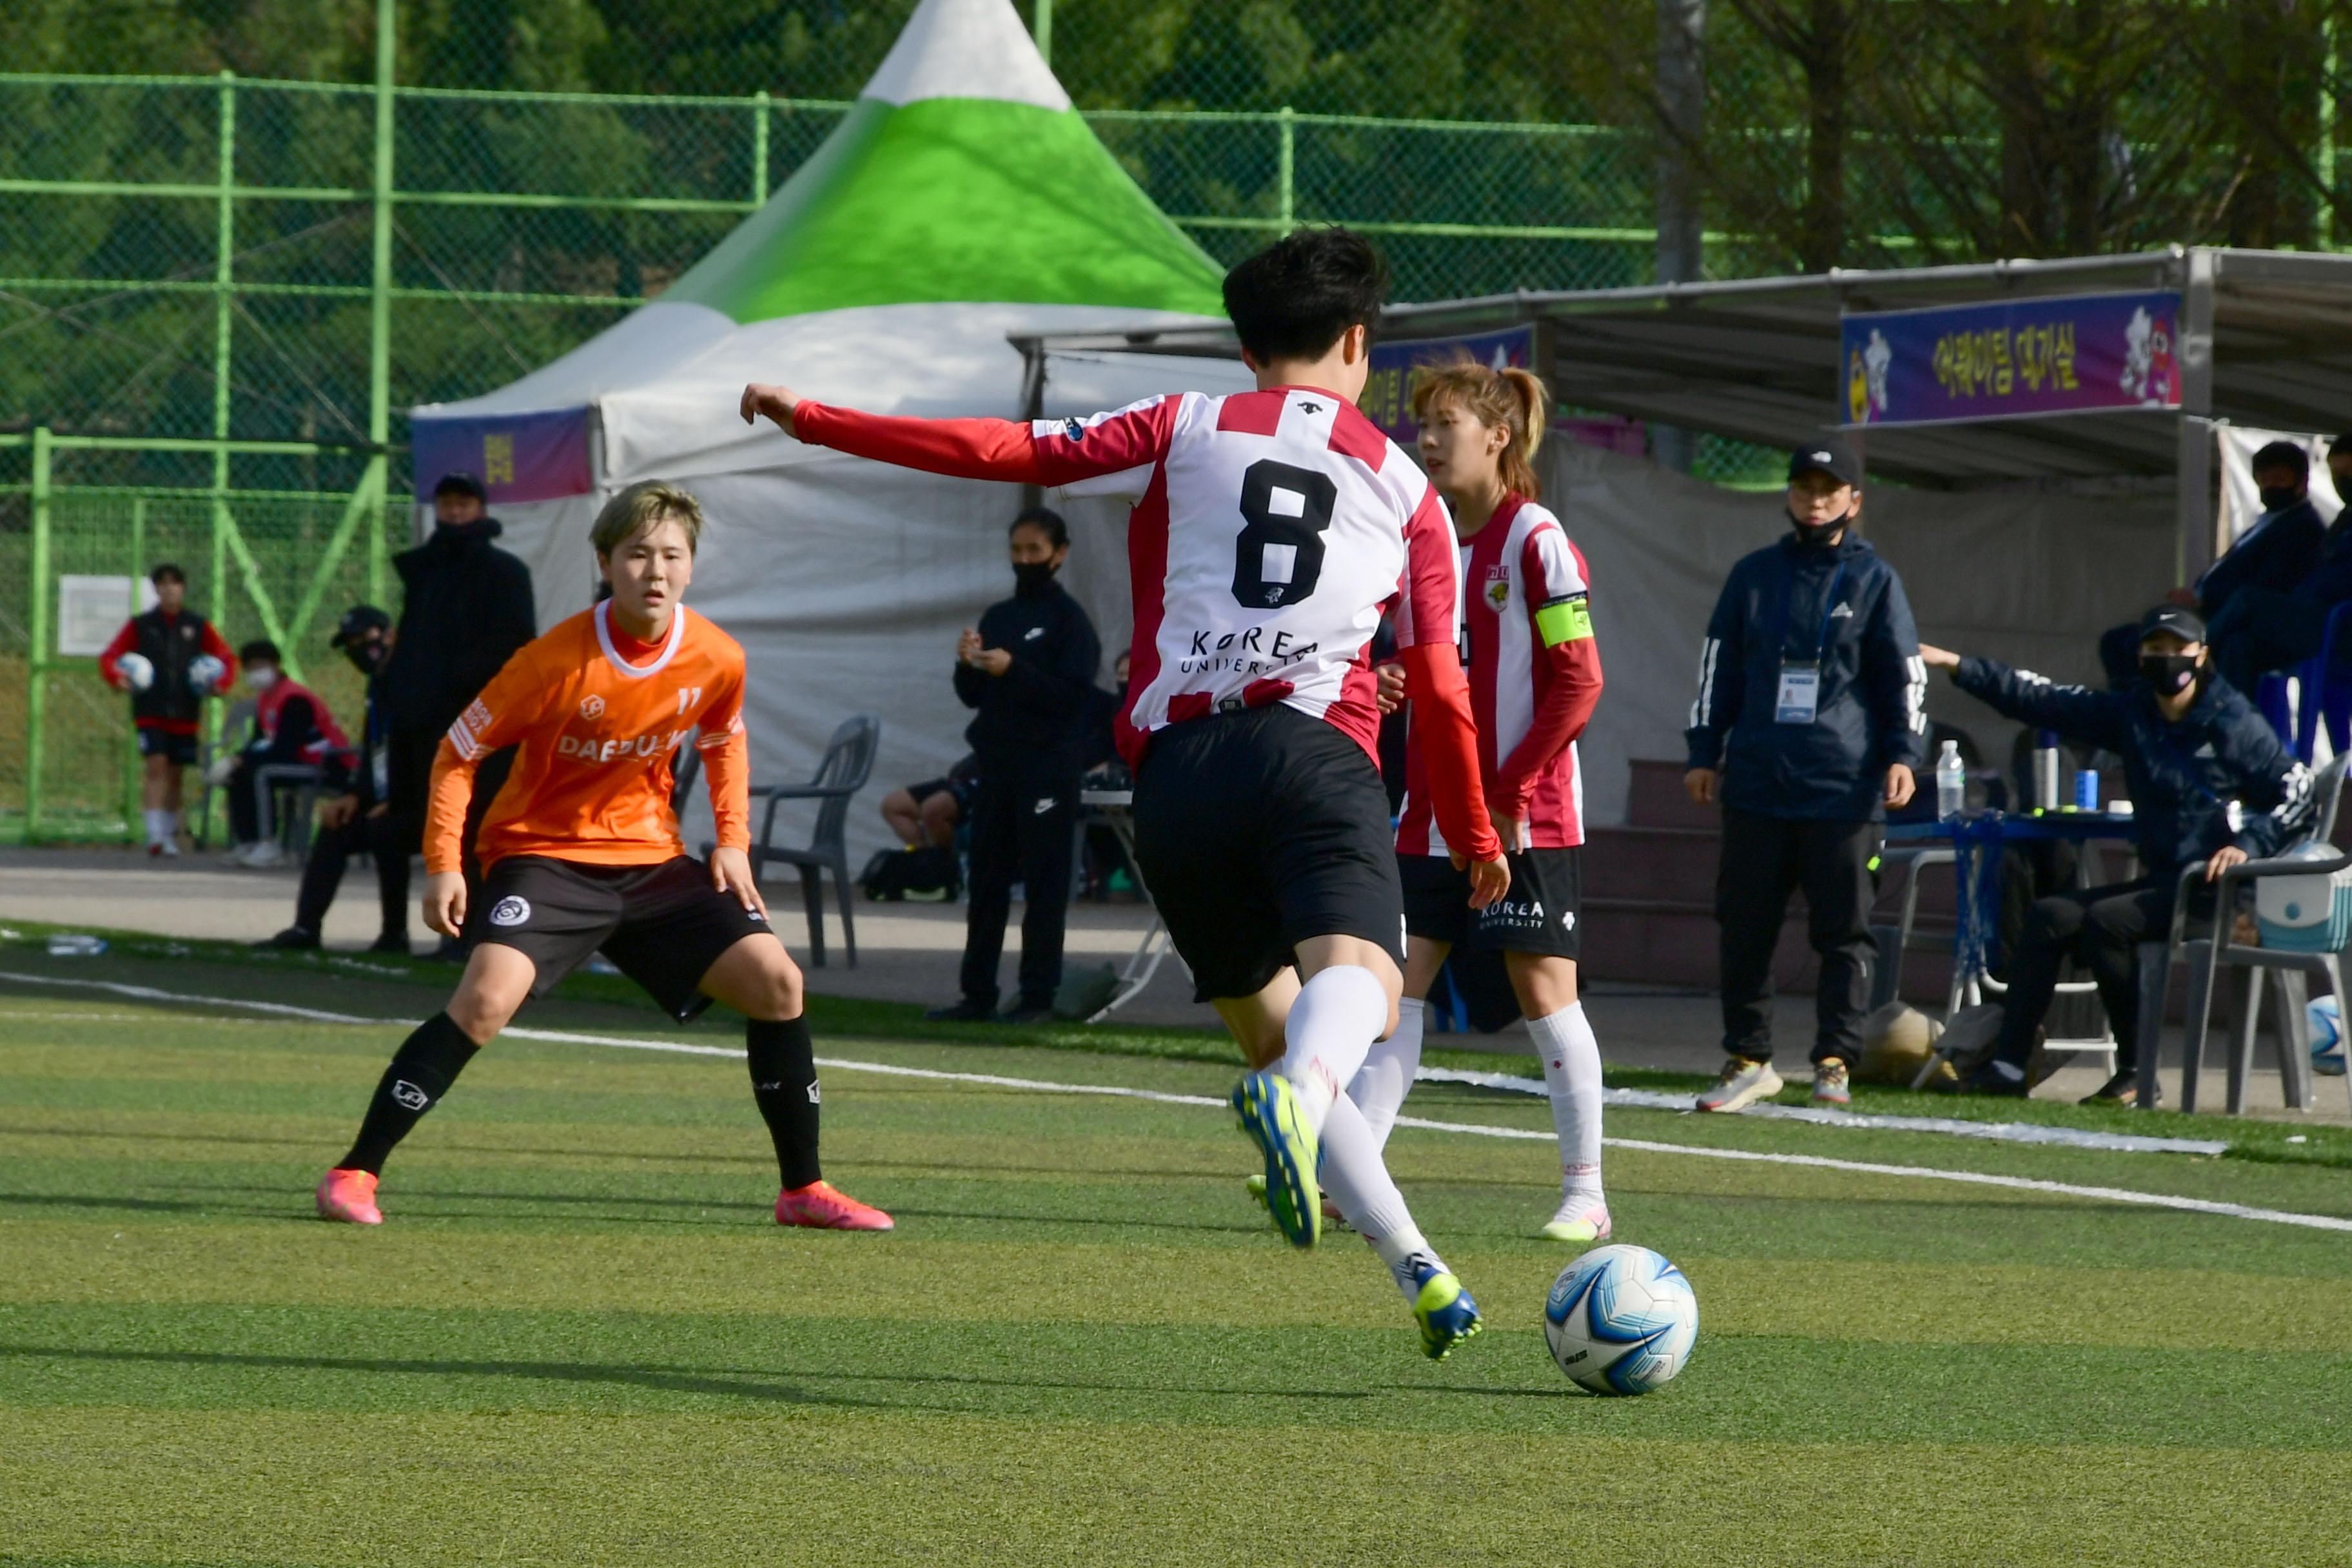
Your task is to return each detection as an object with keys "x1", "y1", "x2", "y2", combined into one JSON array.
[{"x1": 0, "y1": 1342, "x2": 1377, "y2": 1406}]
